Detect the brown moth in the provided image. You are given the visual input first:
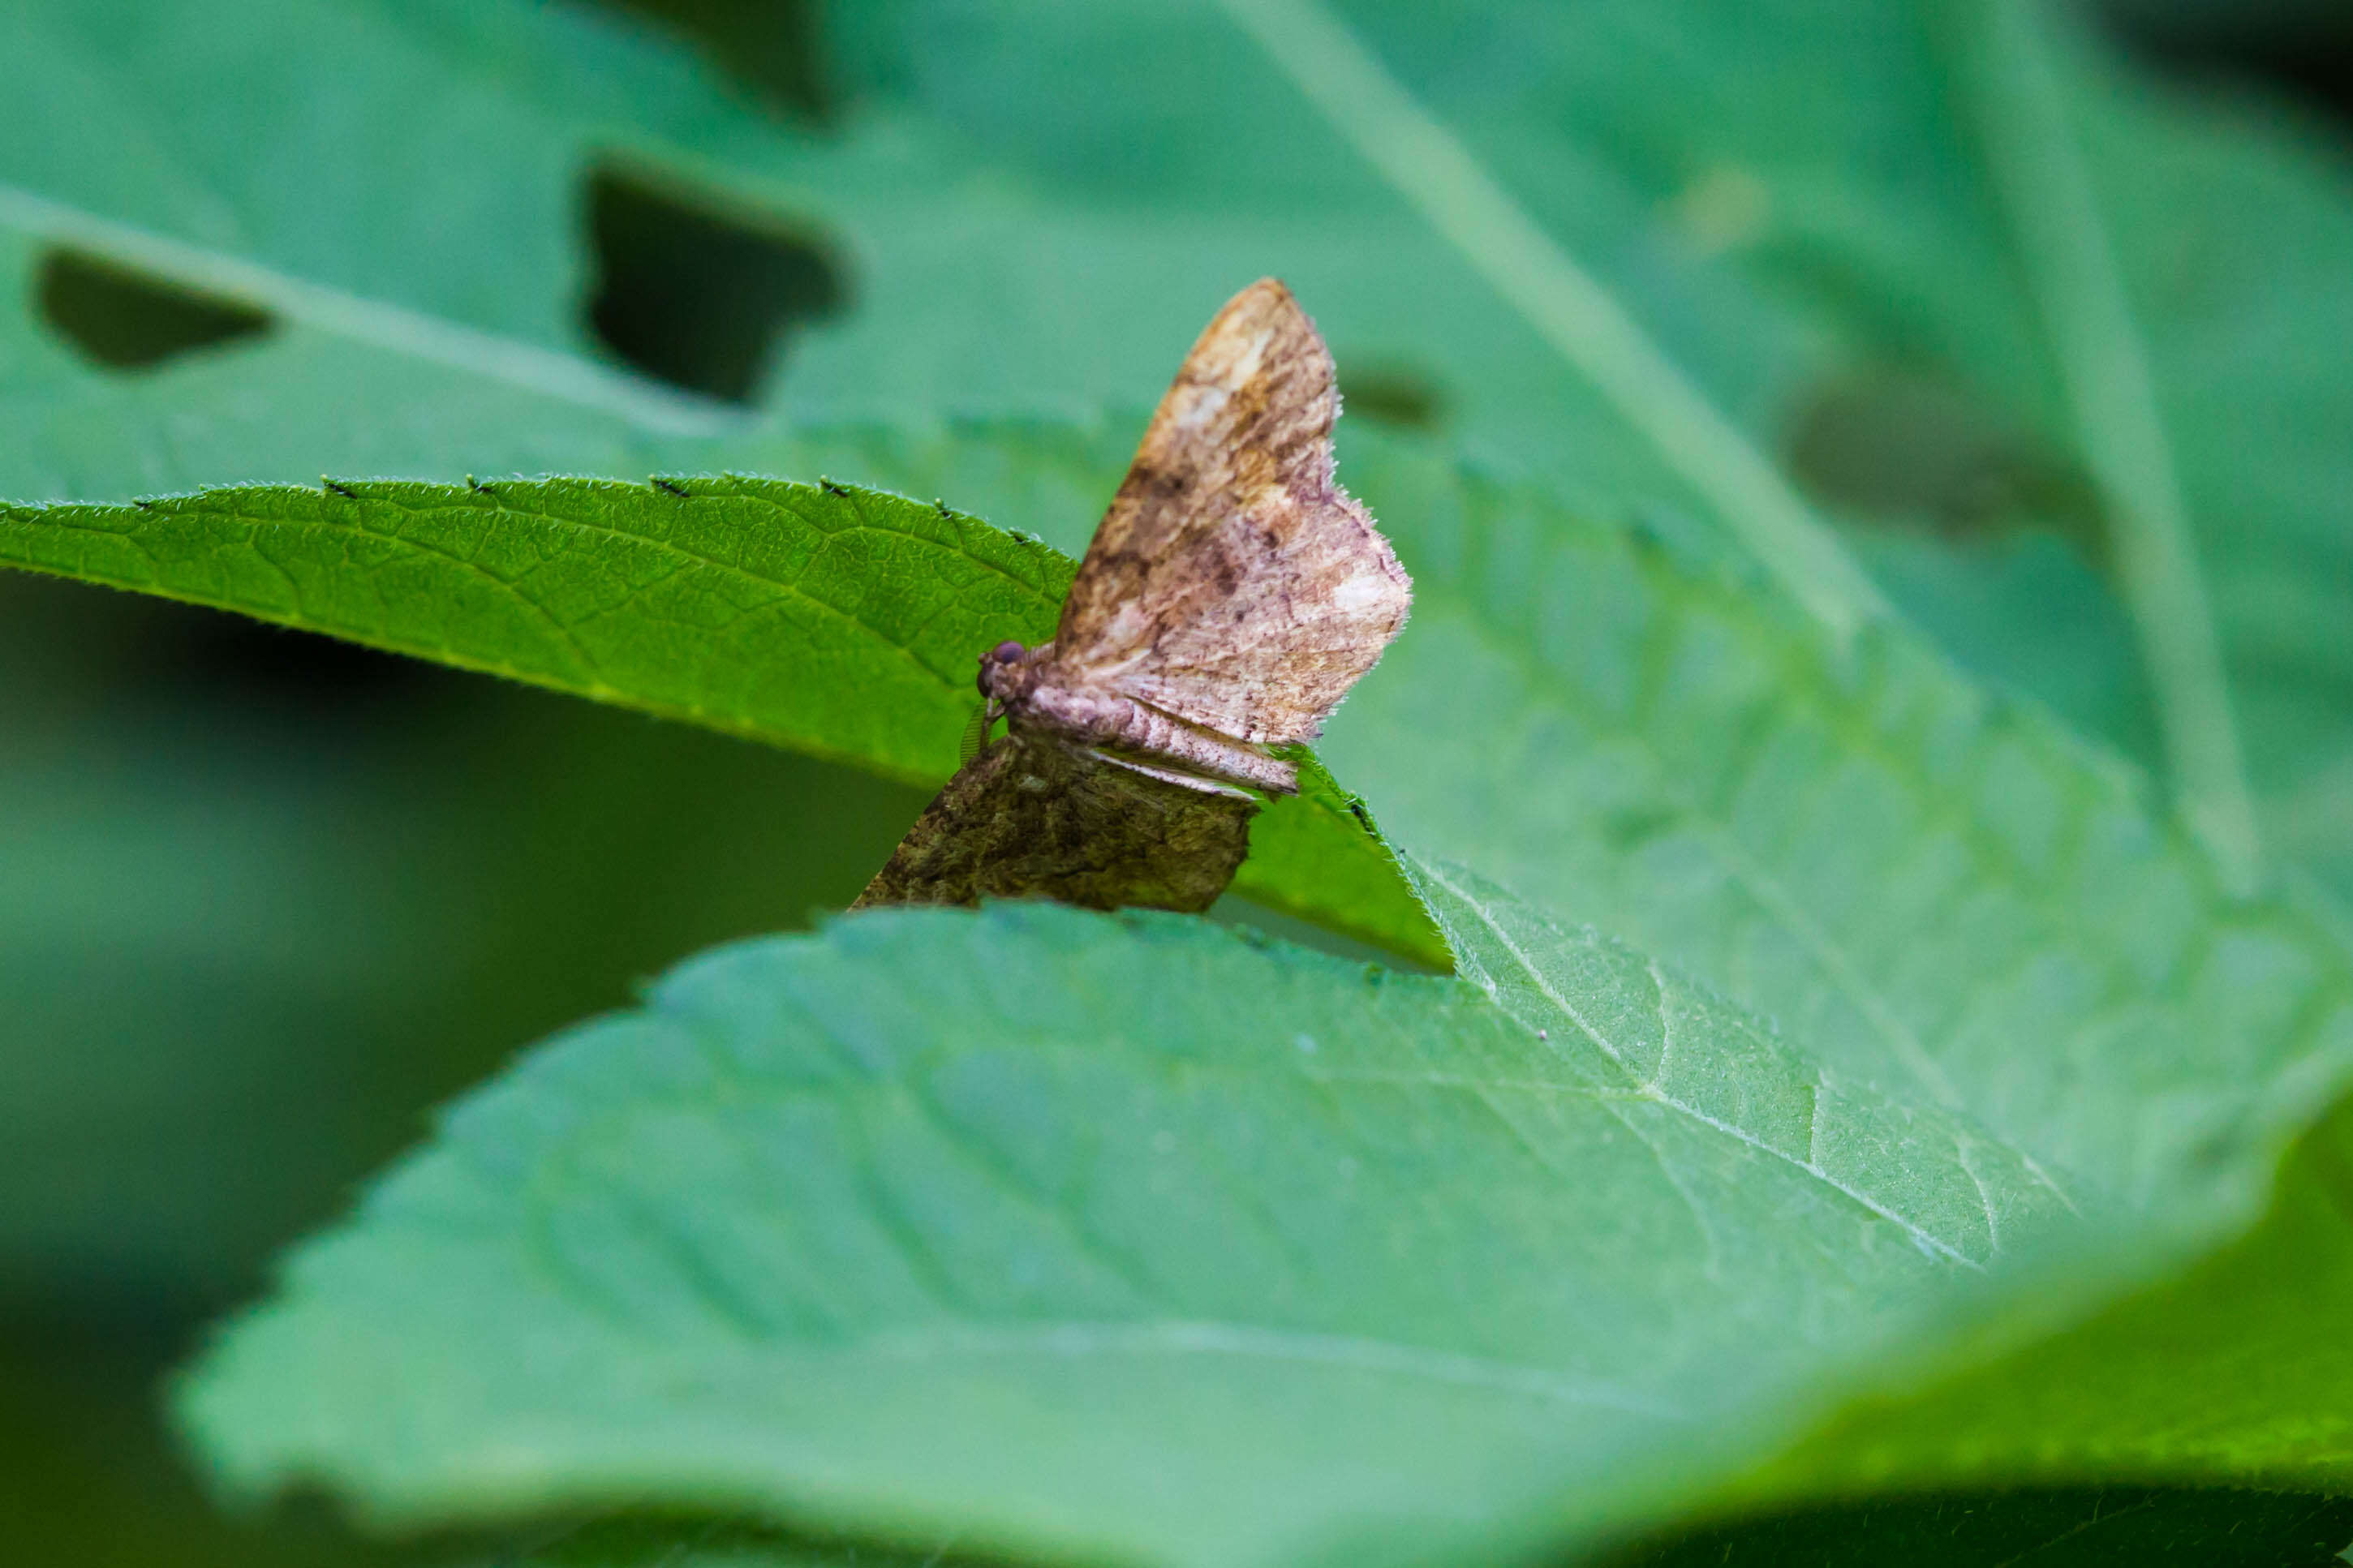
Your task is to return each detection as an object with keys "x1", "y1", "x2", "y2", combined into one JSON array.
[{"x1": 854, "y1": 278, "x2": 1411, "y2": 913}]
